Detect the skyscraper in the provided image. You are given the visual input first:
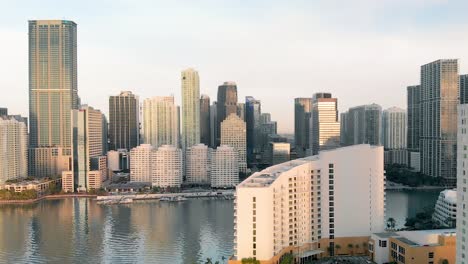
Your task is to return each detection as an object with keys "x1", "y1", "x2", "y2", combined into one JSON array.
[
  {"x1": 0, "y1": 116, "x2": 28, "y2": 184},
  {"x1": 142, "y1": 96, "x2": 179, "y2": 148},
  {"x1": 245, "y1": 96, "x2": 261, "y2": 164},
  {"x1": 216, "y1": 82, "x2": 238, "y2": 146},
  {"x1": 310, "y1": 93, "x2": 340, "y2": 155},
  {"x1": 28, "y1": 20, "x2": 78, "y2": 177},
  {"x1": 221, "y1": 113, "x2": 247, "y2": 173},
  {"x1": 237, "y1": 103, "x2": 245, "y2": 121},
  {"x1": 461, "y1": 74, "x2": 468, "y2": 104},
  {"x1": 420, "y1": 59, "x2": 458, "y2": 184},
  {"x1": 0, "y1": 108, "x2": 7, "y2": 116},
  {"x1": 181, "y1": 68, "x2": 200, "y2": 149},
  {"x1": 341, "y1": 104, "x2": 382, "y2": 146},
  {"x1": 457, "y1": 103, "x2": 468, "y2": 264},
  {"x1": 130, "y1": 144, "x2": 153, "y2": 183},
  {"x1": 151, "y1": 145, "x2": 183, "y2": 188},
  {"x1": 109, "y1": 91, "x2": 139, "y2": 151},
  {"x1": 209, "y1": 102, "x2": 217, "y2": 148},
  {"x1": 210, "y1": 145, "x2": 239, "y2": 188},
  {"x1": 407, "y1": 85, "x2": 421, "y2": 151},
  {"x1": 382, "y1": 107, "x2": 407, "y2": 150},
  {"x1": 294, "y1": 98, "x2": 312, "y2": 157},
  {"x1": 200, "y1": 95, "x2": 211, "y2": 146},
  {"x1": 71, "y1": 106, "x2": 106, "y2": 191},
  {"x1": 185, "y1": 144, "x2": 211, "y2": 185}
]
